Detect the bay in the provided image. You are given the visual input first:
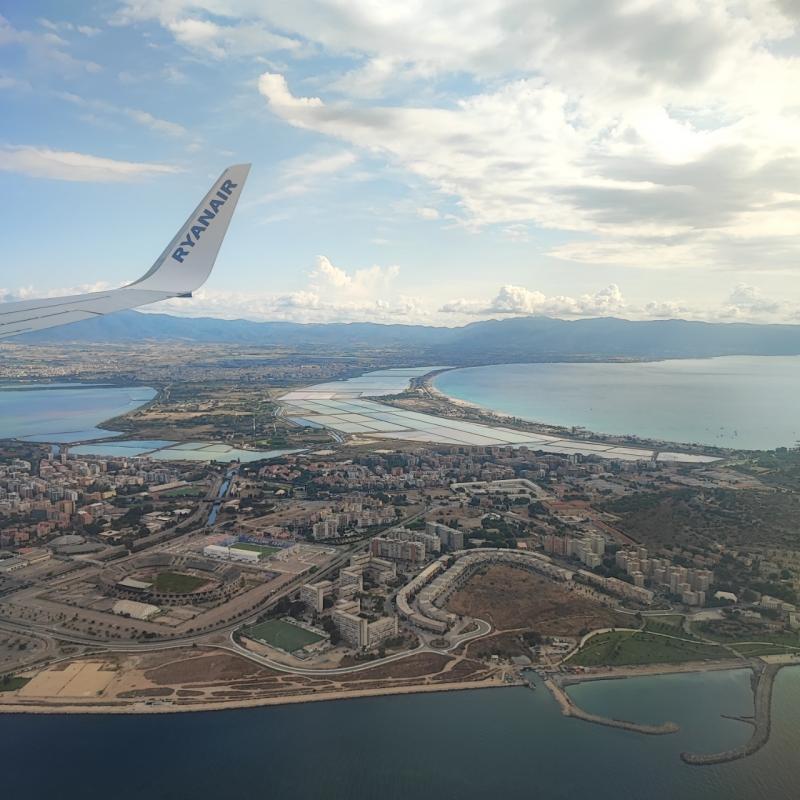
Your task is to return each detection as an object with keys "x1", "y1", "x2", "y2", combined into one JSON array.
[{"x1": 434, "y1": 356, "x2": 800, "y2": 449}]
